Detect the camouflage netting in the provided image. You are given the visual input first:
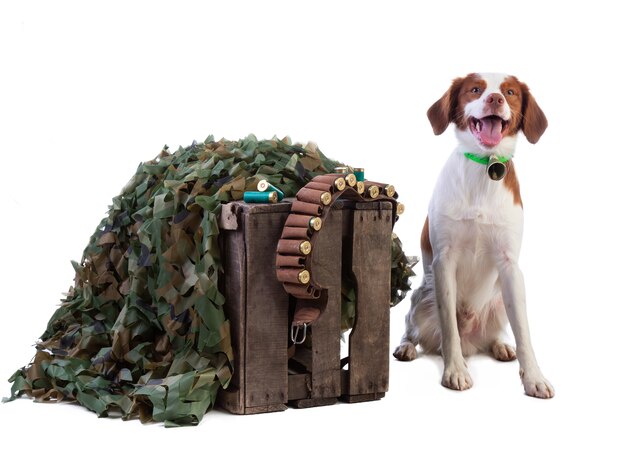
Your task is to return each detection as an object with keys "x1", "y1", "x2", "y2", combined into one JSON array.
[{"x1": 6, "y1": 135, "x2": 415, "y2": 426}]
